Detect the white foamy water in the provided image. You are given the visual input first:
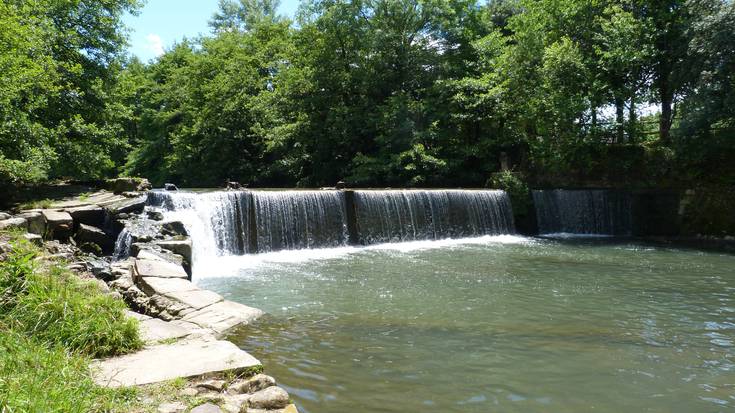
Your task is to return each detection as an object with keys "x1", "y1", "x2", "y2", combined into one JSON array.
[{"x1": 192, "y1": 235, "x2": 533, "y2": 279}]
